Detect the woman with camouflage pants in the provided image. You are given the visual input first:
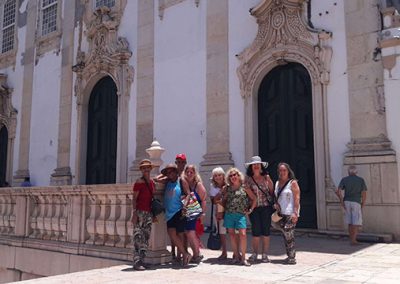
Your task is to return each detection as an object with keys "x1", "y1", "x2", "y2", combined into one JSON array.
[
  {"x1": 131, "y1": 159, "x2": 157, "y2": 271},
  {"x1": 274, "y1": 162, "x2": 301, "y2": 265}
]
